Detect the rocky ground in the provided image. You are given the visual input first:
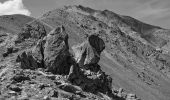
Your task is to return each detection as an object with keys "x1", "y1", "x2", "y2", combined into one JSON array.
[{"x1": 1, "y1": 5, "x2": 170, "y2": 100}]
